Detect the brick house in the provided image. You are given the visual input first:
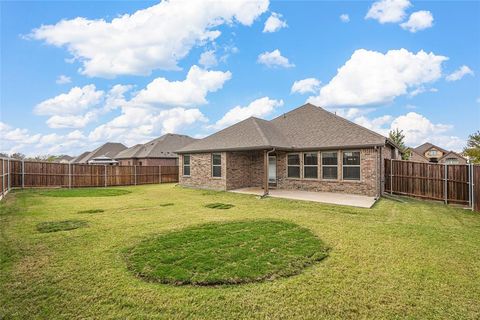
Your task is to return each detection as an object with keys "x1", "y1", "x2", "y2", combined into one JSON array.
[
  {"x1": 115, "y1": 133, "x2": 196, "y2": 166},
  {"x1": 408, "y1": 142, "x2": 467, "y2": 164},
  {"x1": 176, "y1": 104, "x2": 402, "y2": 197}
]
